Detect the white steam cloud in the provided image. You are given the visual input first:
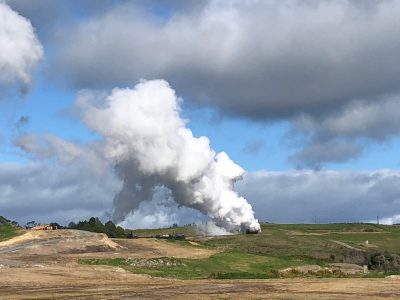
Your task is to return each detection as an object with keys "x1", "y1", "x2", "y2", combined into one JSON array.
[
  {"x1": 77, "y1": 79, "x2": 260, "y2": 232},
  {"x1": 0, "y1": 2, "x2": 42, "y2": 90}
]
